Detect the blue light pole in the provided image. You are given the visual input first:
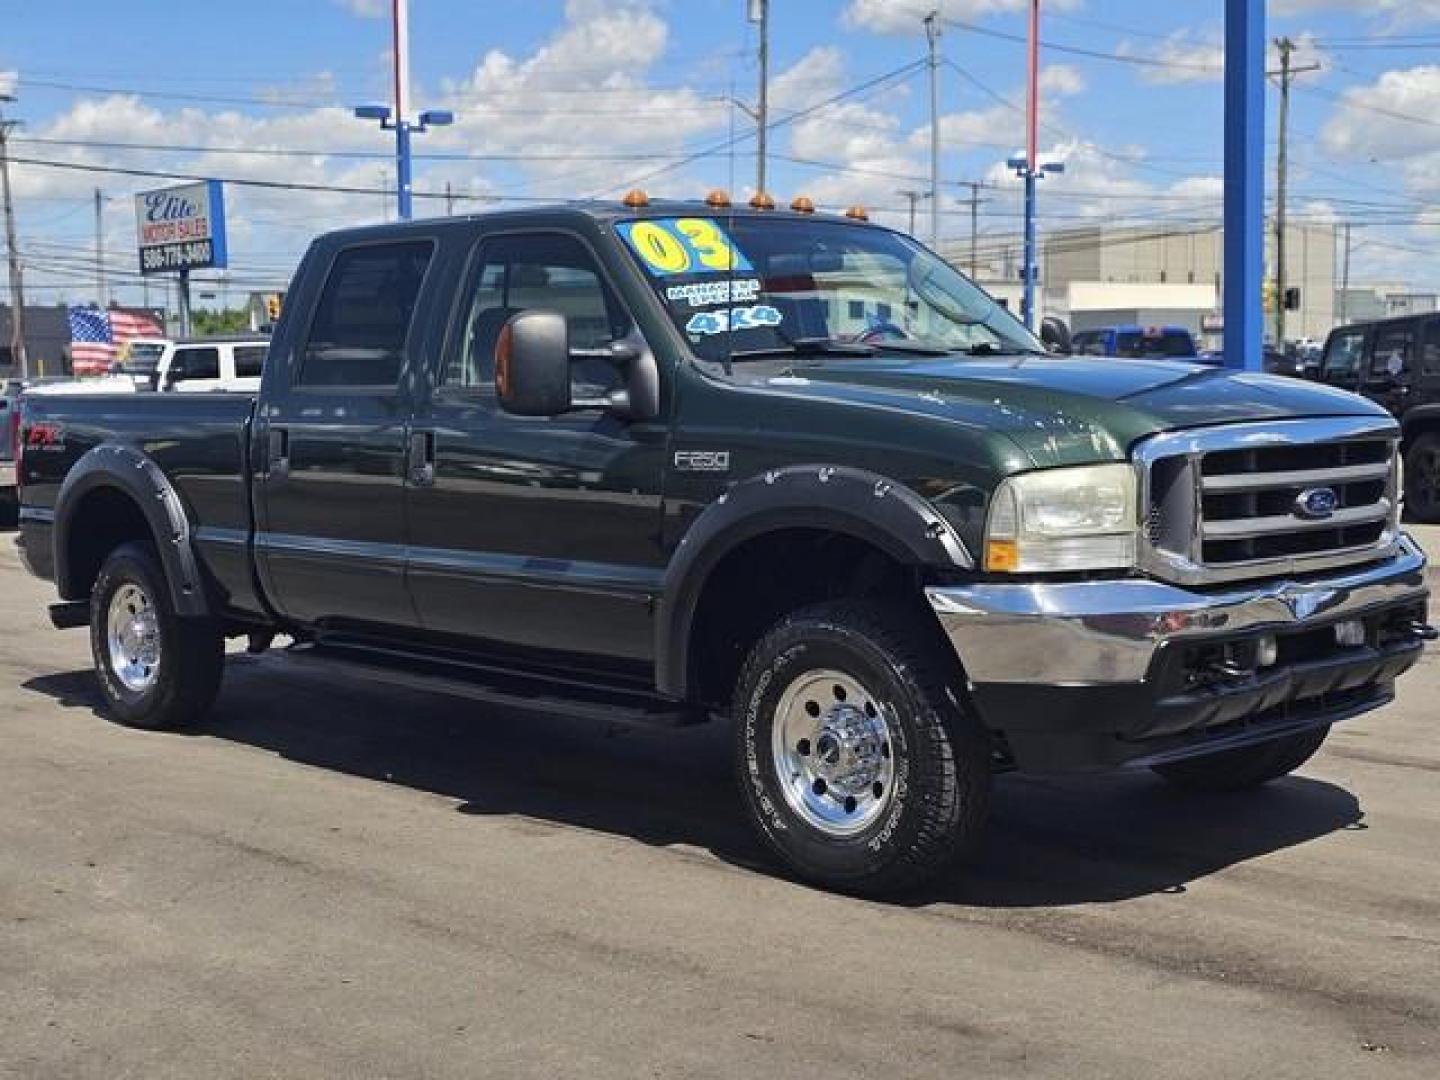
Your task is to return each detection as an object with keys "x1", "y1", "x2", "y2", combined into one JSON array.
[
  {"x1": 1223, "y1": 0, "x2": 1265, "y2": 372},
  {"x1": 1009, "y1": 157, "x2": 1064, "y2": 331},
  {"x1": 354, "y1": 105, "x2": 453, "y2": 221},
  {"x1": 354, "y1": 0, "x2": 453, "y2": 221}
]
